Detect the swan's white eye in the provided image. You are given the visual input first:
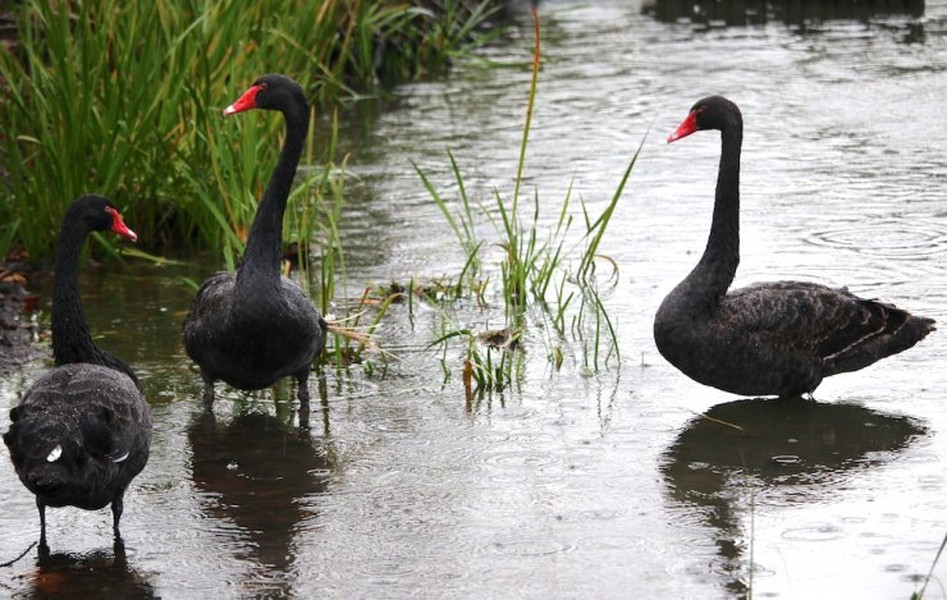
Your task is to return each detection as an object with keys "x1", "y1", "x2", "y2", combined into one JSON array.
[
  {"x1": 112, "y1": 451, "x2": 130, "y2": 463},
  {"x1": 46, "y1": 445, "x2": 62, "y2": 463}
]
